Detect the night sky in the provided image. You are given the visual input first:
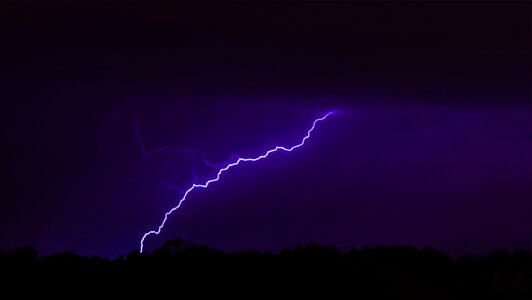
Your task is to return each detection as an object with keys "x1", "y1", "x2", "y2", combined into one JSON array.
[{"x1": 1, "y1": 2, "x2": 530, "y2": 258}]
